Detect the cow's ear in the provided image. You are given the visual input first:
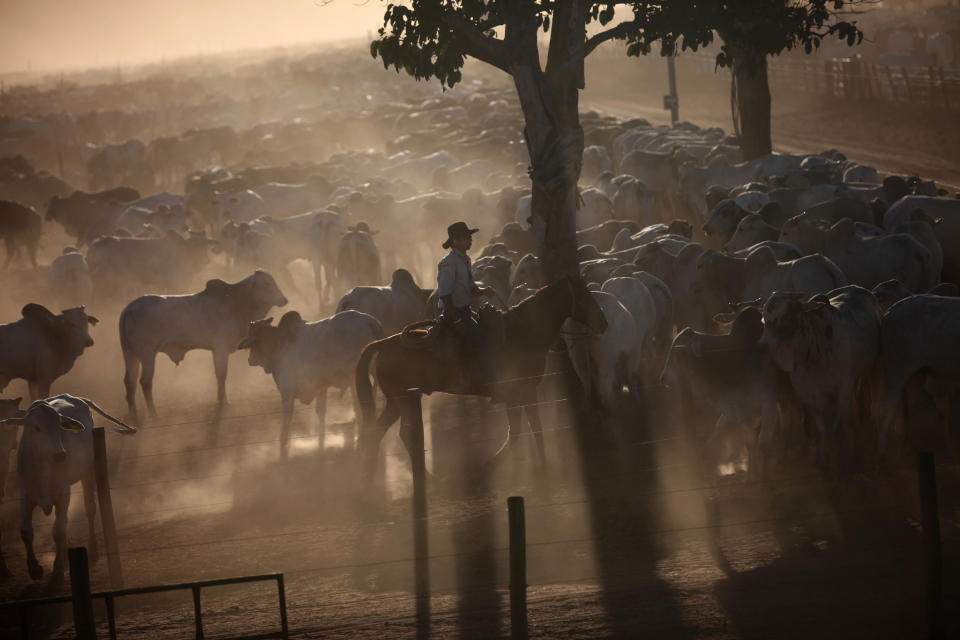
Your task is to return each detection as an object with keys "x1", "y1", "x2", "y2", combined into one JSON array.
[
  {"x1": 278, "y1": 311, "x2": 303, "y2": 334},
  {"x1": 87, "y1": 315, "x2": 99, "y2": 326},
  {"x1": 59, "y1": 416, "x2": 86, "y2": 433},
  {"x1": 713, "y1": 312, "x2": 736, "y2": 325},
  {"x1": 237, "y1": 337, "x2": 252, "y2": 350},
  {"x1": 21, "y1": 303, "x2": 56, "y2": 328}
]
